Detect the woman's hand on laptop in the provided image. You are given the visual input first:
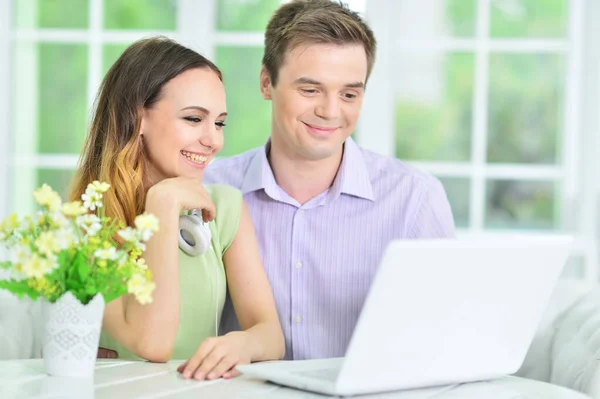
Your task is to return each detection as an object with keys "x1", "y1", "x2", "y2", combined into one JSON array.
[{"x1": 177, "y1": 332, "x2": 251, "y2": 380}]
